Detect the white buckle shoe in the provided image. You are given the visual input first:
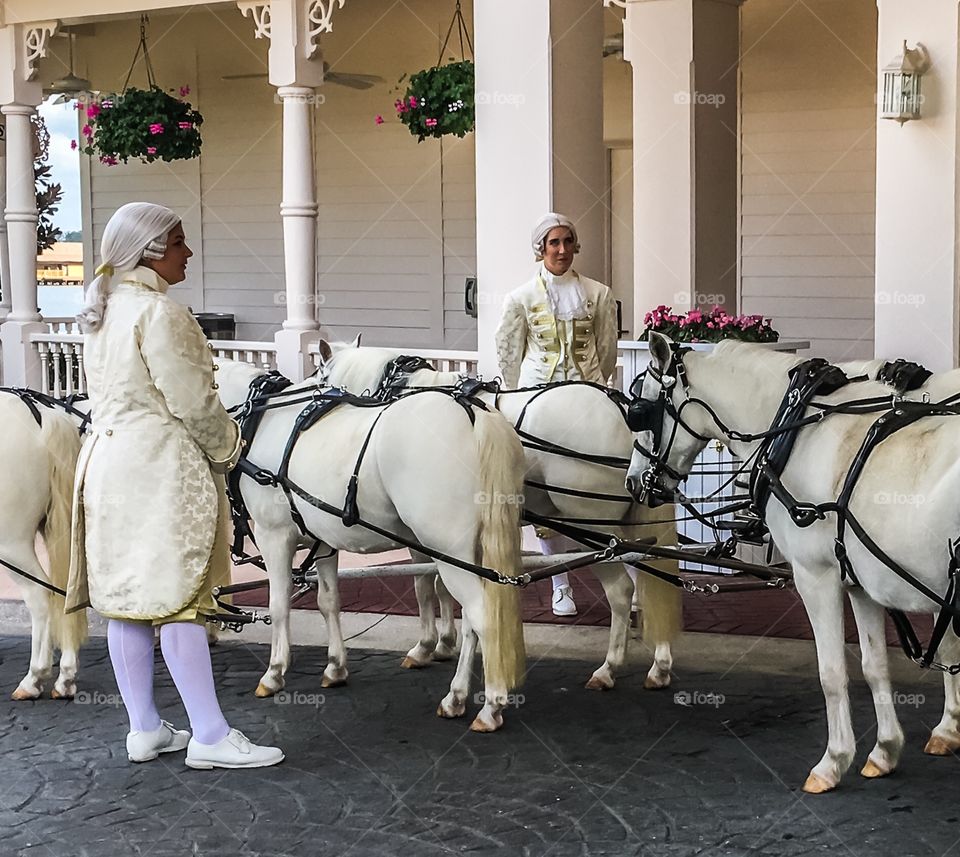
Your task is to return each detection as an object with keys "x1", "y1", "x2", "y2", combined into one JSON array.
[
  {"x1": 185, "y1": 728, "x2": 285, "y2": 770},
  {"x1": 552, "y1": 585, "x2": 578, "y2": 617},
  {"x1": 127, "y1": 720, "x2": 191, "y2": 763}
]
